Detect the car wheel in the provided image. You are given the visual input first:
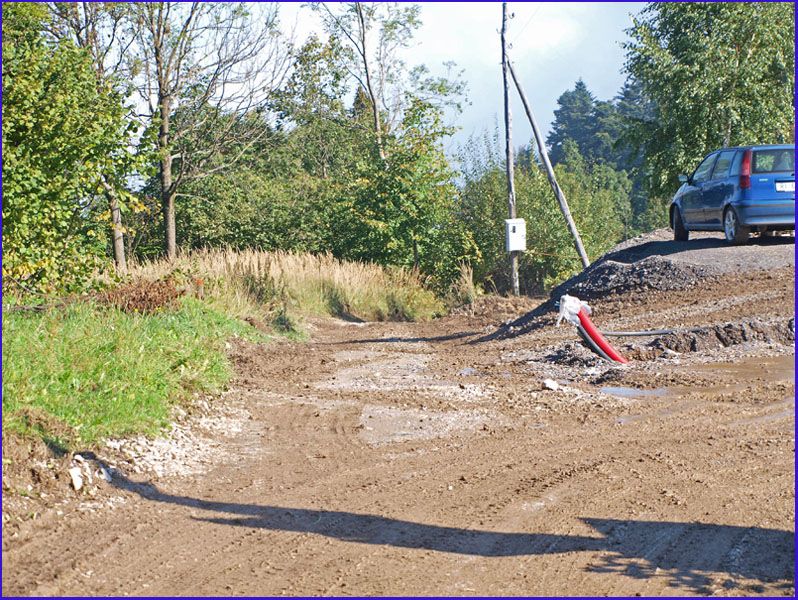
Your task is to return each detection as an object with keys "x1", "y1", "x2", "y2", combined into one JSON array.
[
  {"x1": 672, "y1": 208, "x2": 689, "y2": 241},
  {"x1": 723, "y1": 207, "x2": 750, "y2": 245}
]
